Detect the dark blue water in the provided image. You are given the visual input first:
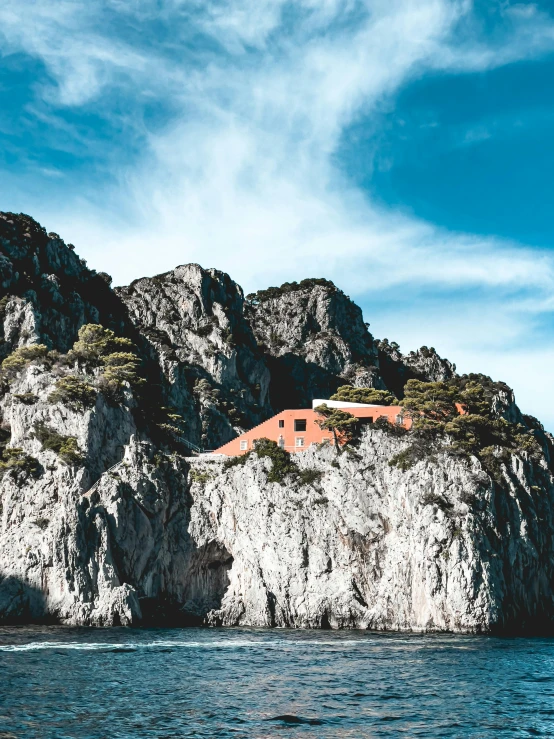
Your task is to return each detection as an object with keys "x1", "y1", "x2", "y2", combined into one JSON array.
[{"x1": 0, "y1": 628, "x2": 553, "y2": 738}]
